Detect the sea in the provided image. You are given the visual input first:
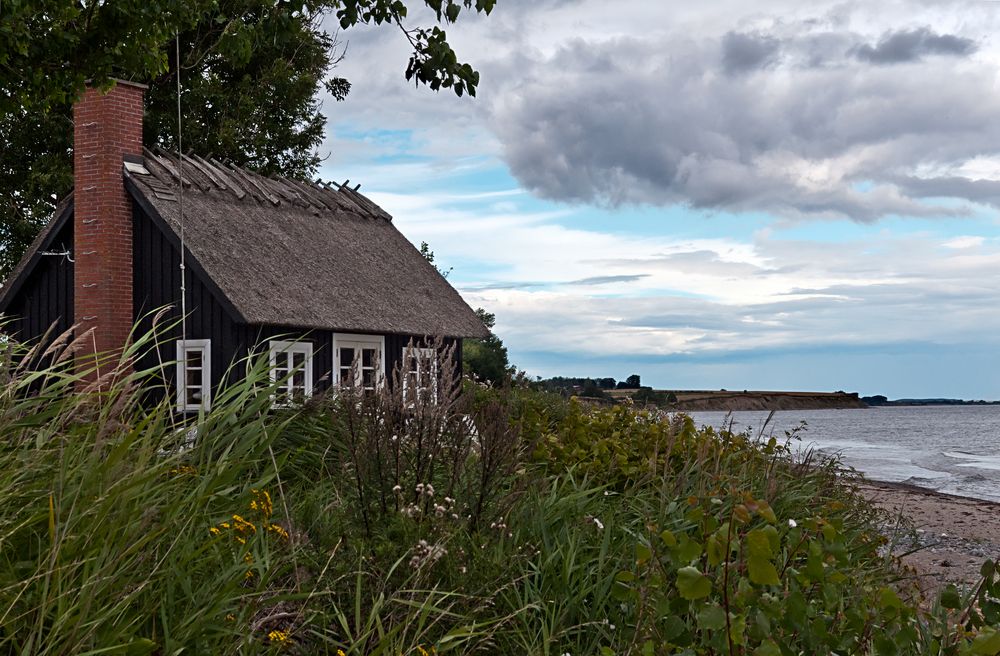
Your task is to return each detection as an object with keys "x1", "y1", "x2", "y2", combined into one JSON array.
[{"x1": 687, "y1": 406, "x2": 1000, "y2": 503}]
